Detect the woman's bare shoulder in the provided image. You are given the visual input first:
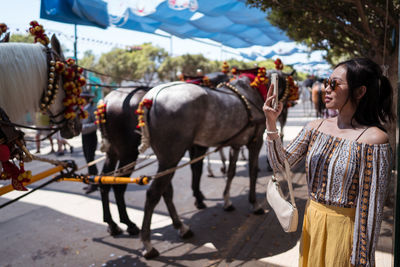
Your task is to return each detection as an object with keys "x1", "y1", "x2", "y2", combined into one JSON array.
[
  {"x1": 359, "y1": 127, "x2": 389, "y2": 145},
  {"x1": 306, "y1": 118, "x2": 325, "y2": 130}
]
